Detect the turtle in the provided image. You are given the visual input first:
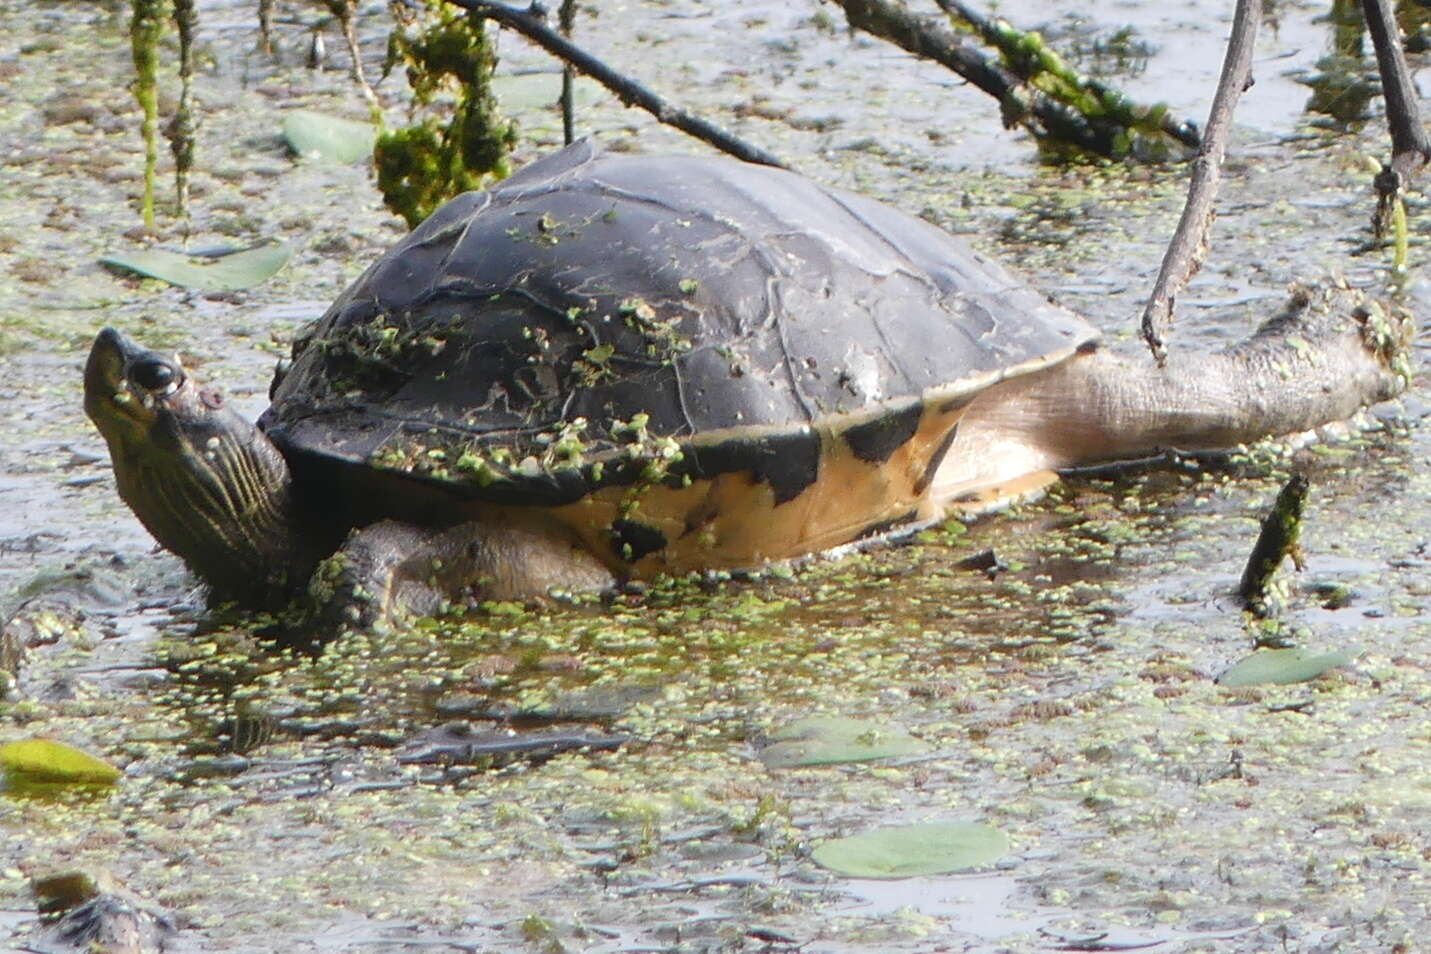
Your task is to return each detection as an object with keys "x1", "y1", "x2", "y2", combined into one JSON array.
[{"x1": 84, "y1": 140, "x2": 1411, "y2": 629}]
